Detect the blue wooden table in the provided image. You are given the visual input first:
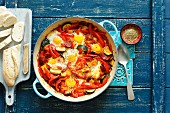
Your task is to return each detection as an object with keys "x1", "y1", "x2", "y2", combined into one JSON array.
[{"x1": 0, "y1": 0, "x2": 169, "y2": 113}]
